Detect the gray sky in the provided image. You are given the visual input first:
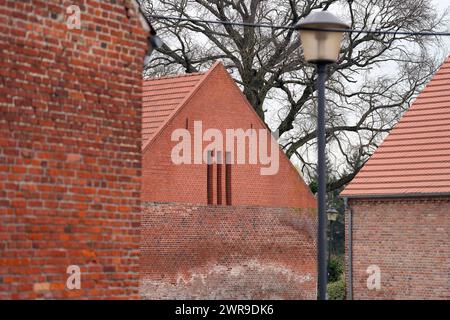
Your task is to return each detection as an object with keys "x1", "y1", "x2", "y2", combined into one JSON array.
[
  {"x1": 289, "y1": 0, "x2": 450, "y2": 178},
  {"x1": 434, "y1": 0, "x2": 450, "y2": 55}
]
